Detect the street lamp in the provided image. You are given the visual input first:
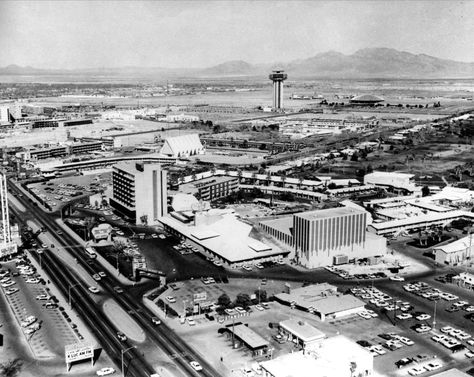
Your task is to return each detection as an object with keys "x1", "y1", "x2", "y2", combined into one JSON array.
[
  {"x1": 432, "y1": 300, "x2": 437, "y2": 330},
  {"x1": 68, "y1": 283, "x2": 80, "y2": 309},
  {"x1": 121, "y1": 346, "x2": 137, "y2": 377}
]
